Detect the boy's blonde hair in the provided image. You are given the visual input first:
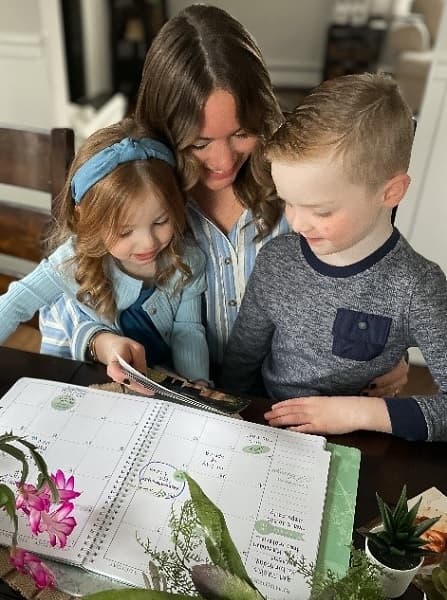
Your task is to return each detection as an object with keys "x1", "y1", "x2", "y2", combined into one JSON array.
[
  {"x1": 266, "y1": 73, "x2": 415, "y2": 190},
  {"x1": 48, "y1": 118, "x2": 190, "y2": 321}
]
